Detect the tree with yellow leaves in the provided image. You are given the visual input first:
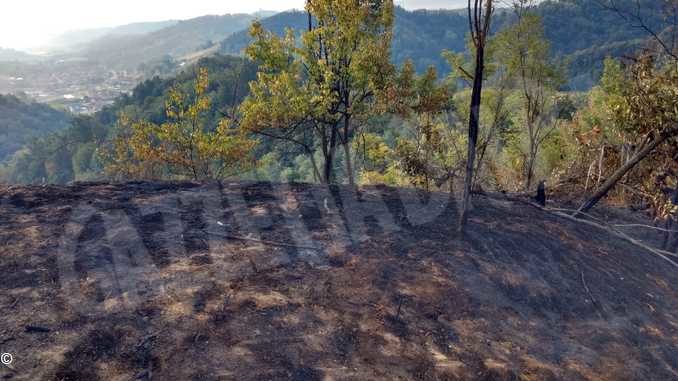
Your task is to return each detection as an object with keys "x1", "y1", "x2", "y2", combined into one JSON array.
[
  {"x1": 104, "y1": 68, "x2": 257, "y2": 181},
  {"x1": 241, "y1": 0, "x2": 394, "y2": 184},
  {"x1": 577, "y1": 55, "x2": 678, "y2": 214},
  {"x1": 389, "y1": 61, "x2": 460, "y2": 191}
]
